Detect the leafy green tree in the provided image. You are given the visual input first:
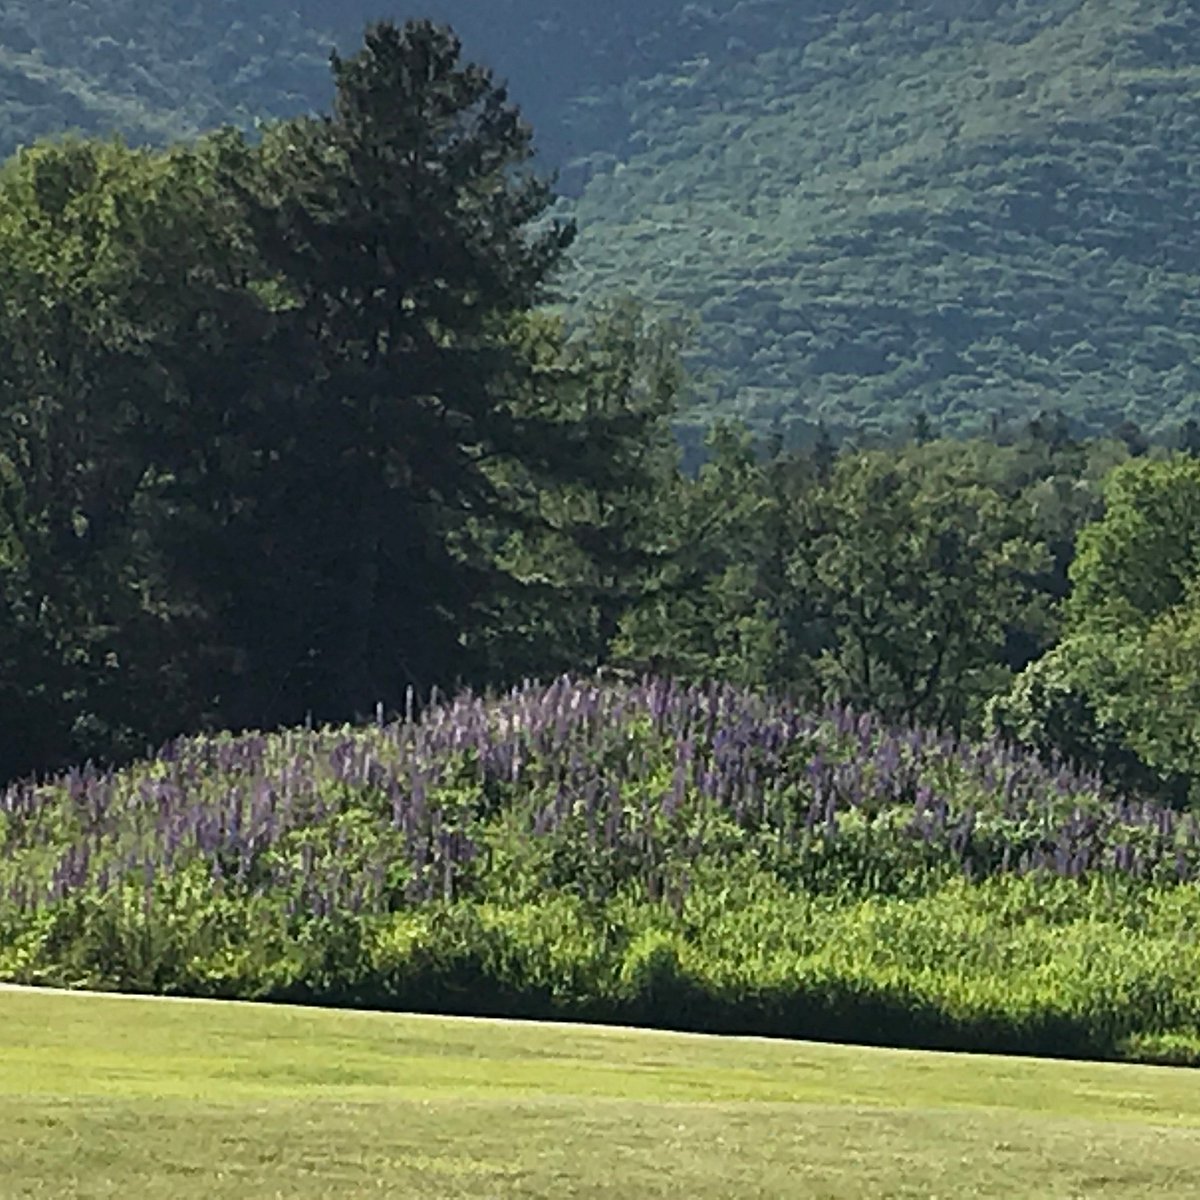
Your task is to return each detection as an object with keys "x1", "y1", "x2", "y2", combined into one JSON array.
[
  {"x1": 612, "y1": 422, "x2": 785, "y2": 686},
  {"x1": 793, "y1": 449, "x2": 1049, "y2": 729},
  {"x1": 1066, "y1": 456, "x2": 1200, "y2": 790},
  {"x1": 0, "y1": 136, "x2": 245, "y2": 779},
  {"x1": 614, "y1": 432, "x2": 1065, "y2": 721},
  {"x1": 1068, "y1": 456, "x2": 1200, "y2": 634},
  {"x1": 0, "y1": 453, "x2": 39, "y2": 779},
  {"x1": 986, "y1": 638, "x2": 1188, "y2": 803},
  {"x1": 992, "y1": 456, "x2": 1200, "y2": 802}
]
